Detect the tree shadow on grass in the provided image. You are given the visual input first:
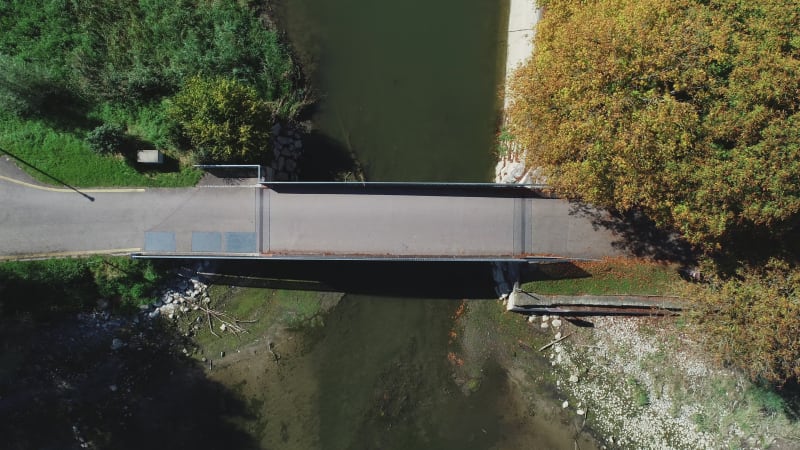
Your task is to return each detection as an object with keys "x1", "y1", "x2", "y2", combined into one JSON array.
[{"x1": 0, "y1": 315, "x2": 259, "y2": 450}]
